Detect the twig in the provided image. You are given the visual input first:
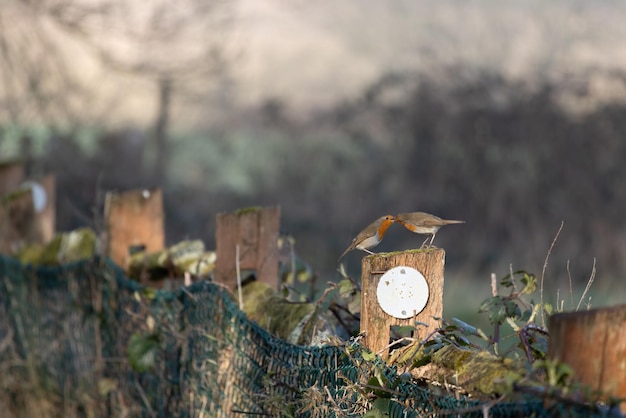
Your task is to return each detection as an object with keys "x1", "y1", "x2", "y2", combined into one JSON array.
[
  {"x1": 576, "y1": 257, "x2": 596, "y2": 311},
  {"x1": 566, "y1": 260, "x2": 574, "y2": 308},
  {"x1": 230, "y1": 410, "x2": 271, "y2": 416},
  {"x1": 289, "y1": 236, "x2": 296, "y2": 291},
  {"x1": 518, "y1": 323, "x2": 548, "y2": 363},
  {"x1": 236, "y1": 244, "x2": 244, "y2": 310},
  {"x1": 199, "y1": 396, "x2": 207, "y2": 418},
  {"x1": 324, "y1": 386, "x2": 342, "y2": 411},
  {"x1": 401, "y1": 328, "x2": 443, "y2": 374},
  {"x1": 376, "y1": 336, "x2": 418, "y2": 356},
  {"x1": 425, "y1": 395, "x2": 506, "y2": 417},
  {"x1": 180, "y1": 286, "x2": 197, "y2": 303},
  {"x1": 509, "y1": 264, "x2": 519, "y2": 294},
  {"x1": 299, "y1": 283, "x2": 336, "y2": 344},
  {"x1": 360, "y1": 384, "x2": 405, "y2": 397},
  {"x1": 338, "y1": 263, "x2": 361, "y2": 292},
  {"x1": 540, "y1": 221, "x2": 564, "y2": 327},
  {"x1": 490, "y1": 273, "x2": 498, "y2": 297},
  {"x1": 135, "y1": 381, "x2": 156, "y2": 418}
]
